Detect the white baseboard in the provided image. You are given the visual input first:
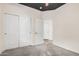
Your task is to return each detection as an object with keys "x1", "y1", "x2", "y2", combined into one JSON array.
[{"x1": 53, "y1": 42, "x2": 79, "y2": 54}]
